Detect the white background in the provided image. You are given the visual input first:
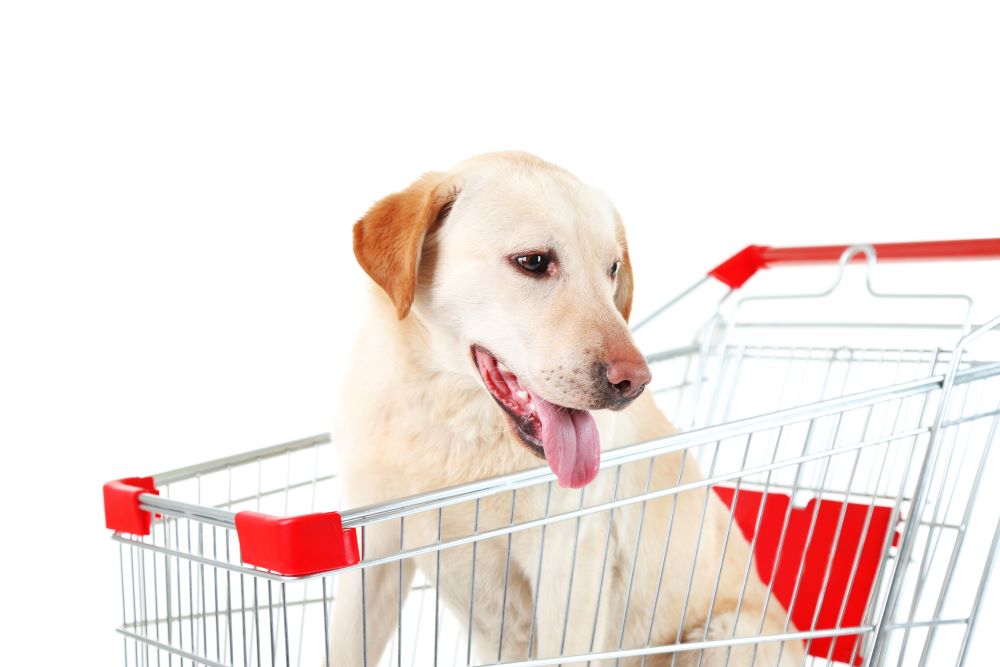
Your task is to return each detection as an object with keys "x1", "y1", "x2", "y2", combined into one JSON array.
[{"x1": 2, "y1": 1, "x2": 999, "y2": 664}]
